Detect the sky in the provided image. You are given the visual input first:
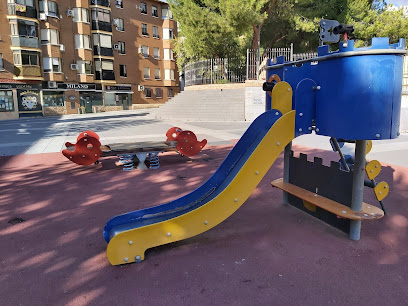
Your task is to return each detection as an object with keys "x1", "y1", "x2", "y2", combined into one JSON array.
[{"x1": 387, "y1": 0, "x2": 406, "y2": 6}]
